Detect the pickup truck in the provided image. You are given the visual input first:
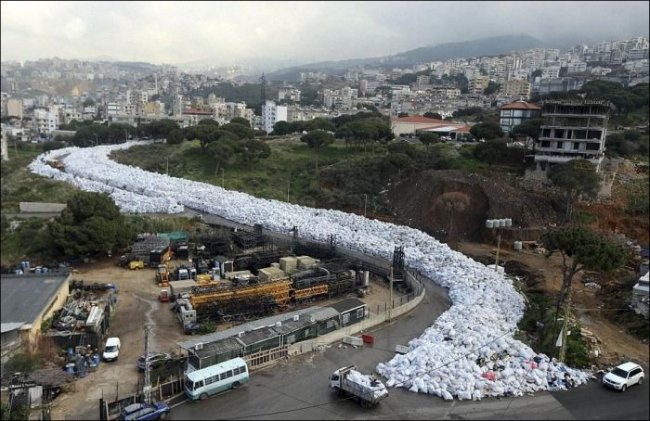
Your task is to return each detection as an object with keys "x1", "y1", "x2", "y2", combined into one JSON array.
[{"x1": 329, "y1": 365, "x2": 388, "y2": 408}]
